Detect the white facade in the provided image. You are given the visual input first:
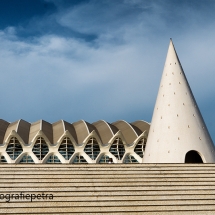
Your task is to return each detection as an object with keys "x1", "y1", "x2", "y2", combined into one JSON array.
[
  {"x1": 0, "y1": 119, "x2": 149, "y2": 164},
  {"x1": 144, "y1": 40, "x2": 215, "y2": 163}
]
